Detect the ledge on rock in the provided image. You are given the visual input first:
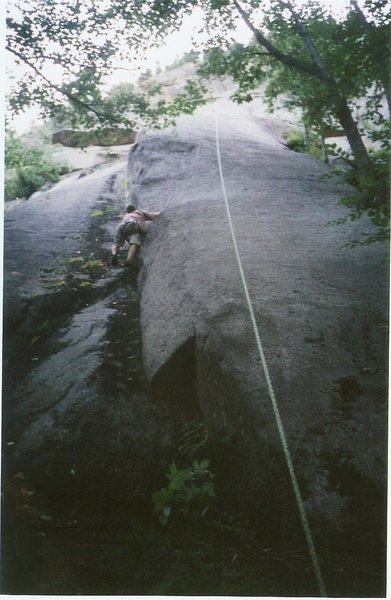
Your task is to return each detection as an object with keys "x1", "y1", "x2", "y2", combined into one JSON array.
[{"x1": 52, "y1": 128, "x2": 137, "y2": 148}]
